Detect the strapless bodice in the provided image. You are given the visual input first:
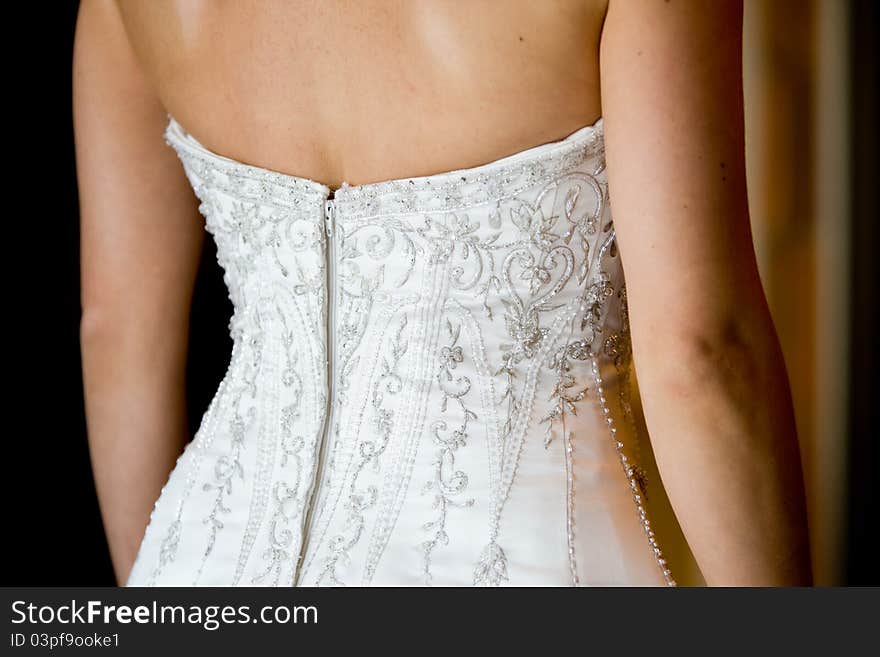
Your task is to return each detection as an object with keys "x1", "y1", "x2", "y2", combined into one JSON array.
[{"x1": 125, "y1": 115, "x2": 676, "y2": 587}]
